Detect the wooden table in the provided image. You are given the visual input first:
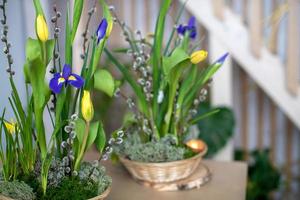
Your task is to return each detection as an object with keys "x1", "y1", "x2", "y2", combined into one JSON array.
[{"x1": 102, "y1": 160, "x2": 247, "y2": 200}]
